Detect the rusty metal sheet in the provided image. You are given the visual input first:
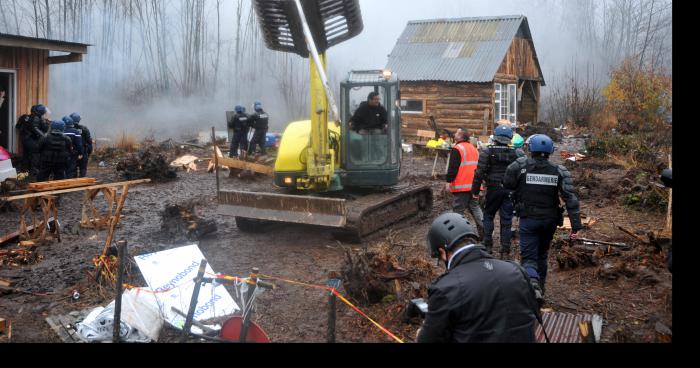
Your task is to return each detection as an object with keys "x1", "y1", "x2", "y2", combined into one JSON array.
[
  {"x1": 535, "y1": 311, "x2": 603, "y2": 343},
  {"x1": 218, "y1": 190, "x2": 347, "y2": 227}
]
